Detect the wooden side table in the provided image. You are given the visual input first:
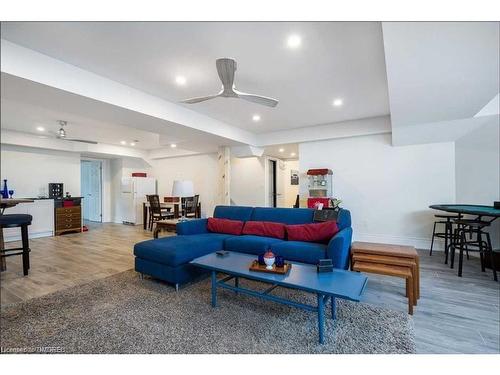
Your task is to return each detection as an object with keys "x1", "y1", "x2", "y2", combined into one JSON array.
[
  {"x1": 153, "y1": 219, "x2": 180, "y2": 239},
  {"x1": 351, "y1": 241, "x2": 420, "y2": 315}
]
